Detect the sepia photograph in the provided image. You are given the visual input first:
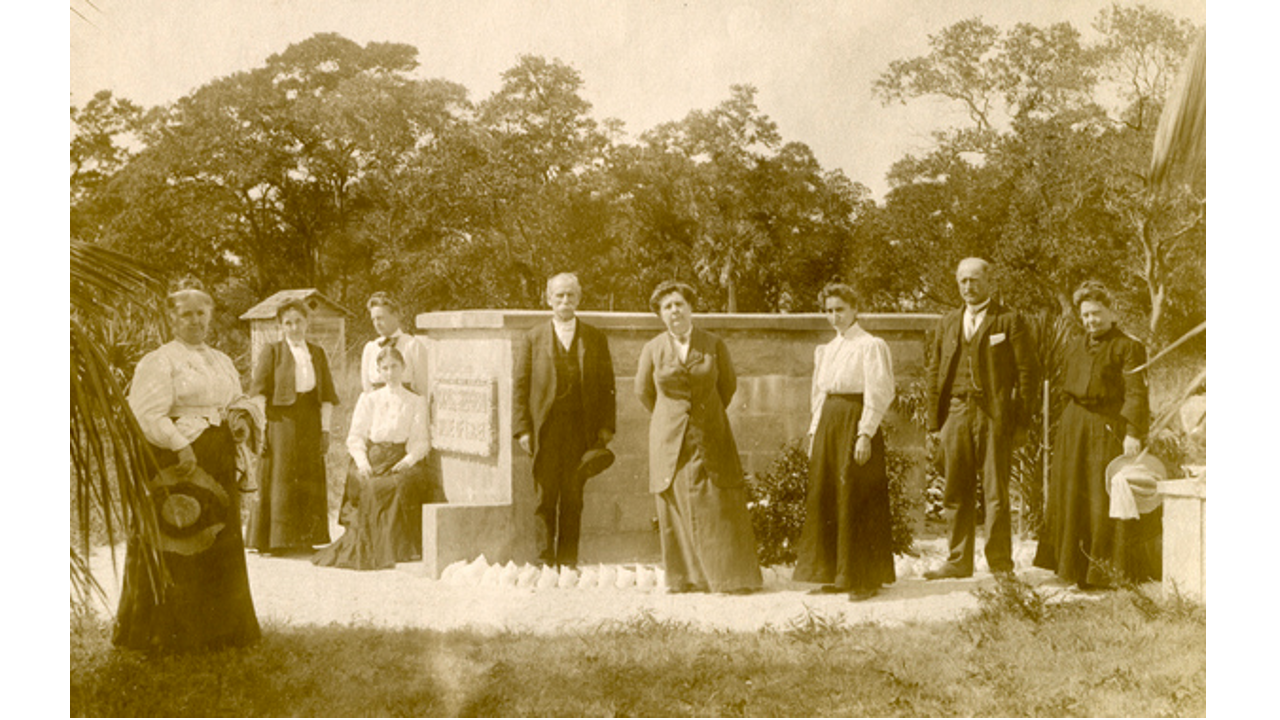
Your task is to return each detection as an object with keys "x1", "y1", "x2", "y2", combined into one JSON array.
[{"x1": 68, "y1": 0, "x2": 1210, "y2": 715}]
